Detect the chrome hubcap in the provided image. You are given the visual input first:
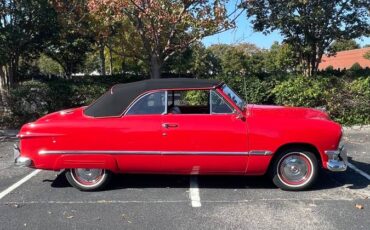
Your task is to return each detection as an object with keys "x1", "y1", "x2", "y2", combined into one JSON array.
[
  {"x1": 72, "y1": 169, "x2": 104, "y2": 185},
  {"x1": 279, "y1": 153, "x2": 312, "y2": 185}
]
